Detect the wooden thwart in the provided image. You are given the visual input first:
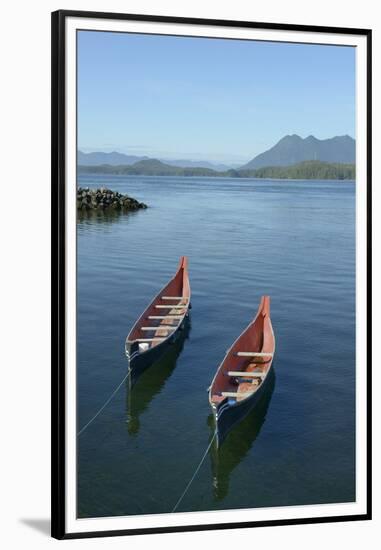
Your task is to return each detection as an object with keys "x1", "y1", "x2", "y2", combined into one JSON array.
[
  {"x1": 161, "y1": 296, "x2": 188, "y2": 300},
  {"x1": 148, "y1": 315, "x2": 182, "y2": 319},
  {"x1": 236, "y1": 351, "x2": 273, "y2": 357},
  {"x1": 221, "y1": 391, "x2": 255, "y2": 398},
  {"x1": 155, "y1": 305, "x2": 184, "y2": 309},
  {"x1": 227, "y1": 371, "x2": 265, "y2": 378},
  {"x1": 141, "y1": 326, "x2": 176, "y2": 331},
  {"x1": 136, "y1": 338, "x2": 166, "y2": 342}
]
